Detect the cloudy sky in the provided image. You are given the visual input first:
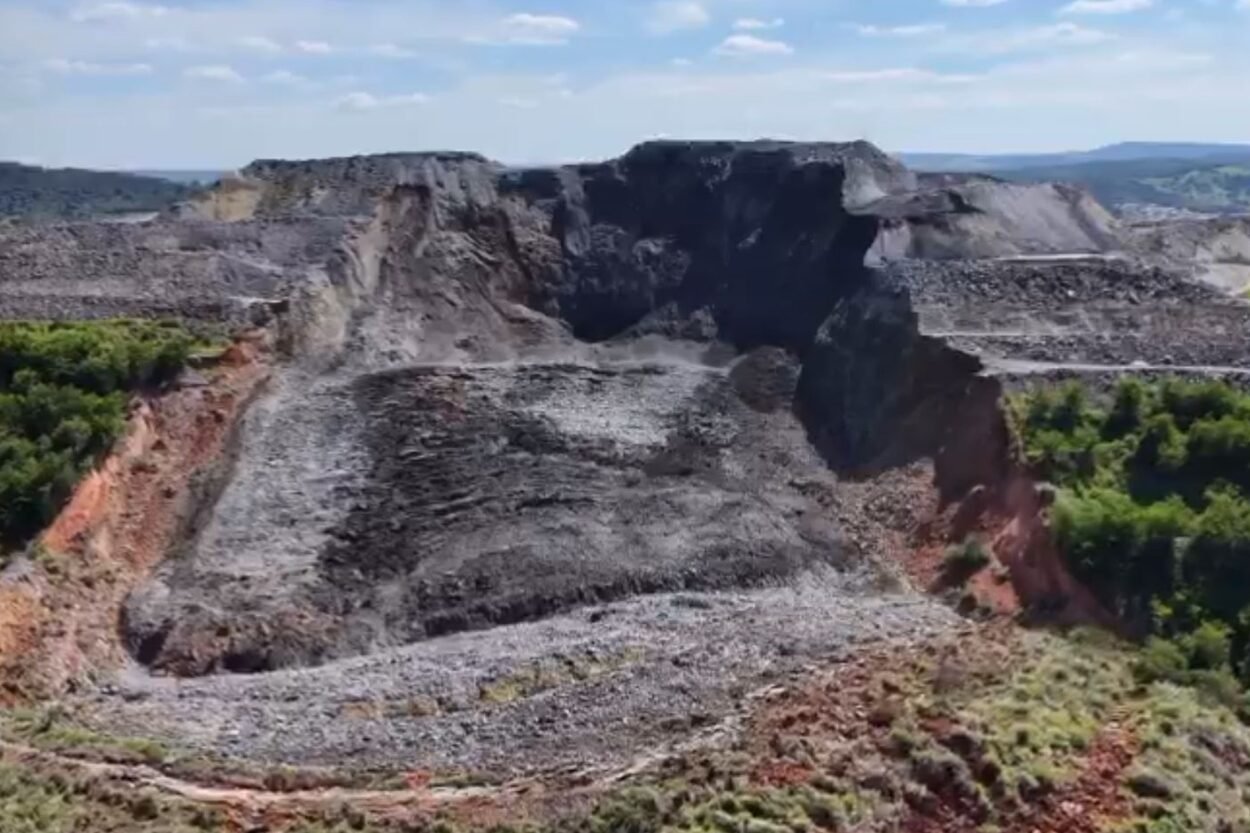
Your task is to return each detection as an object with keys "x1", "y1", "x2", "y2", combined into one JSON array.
[{"x1": 1, "y1": 0, "x2": 1248, "y2": 169}]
